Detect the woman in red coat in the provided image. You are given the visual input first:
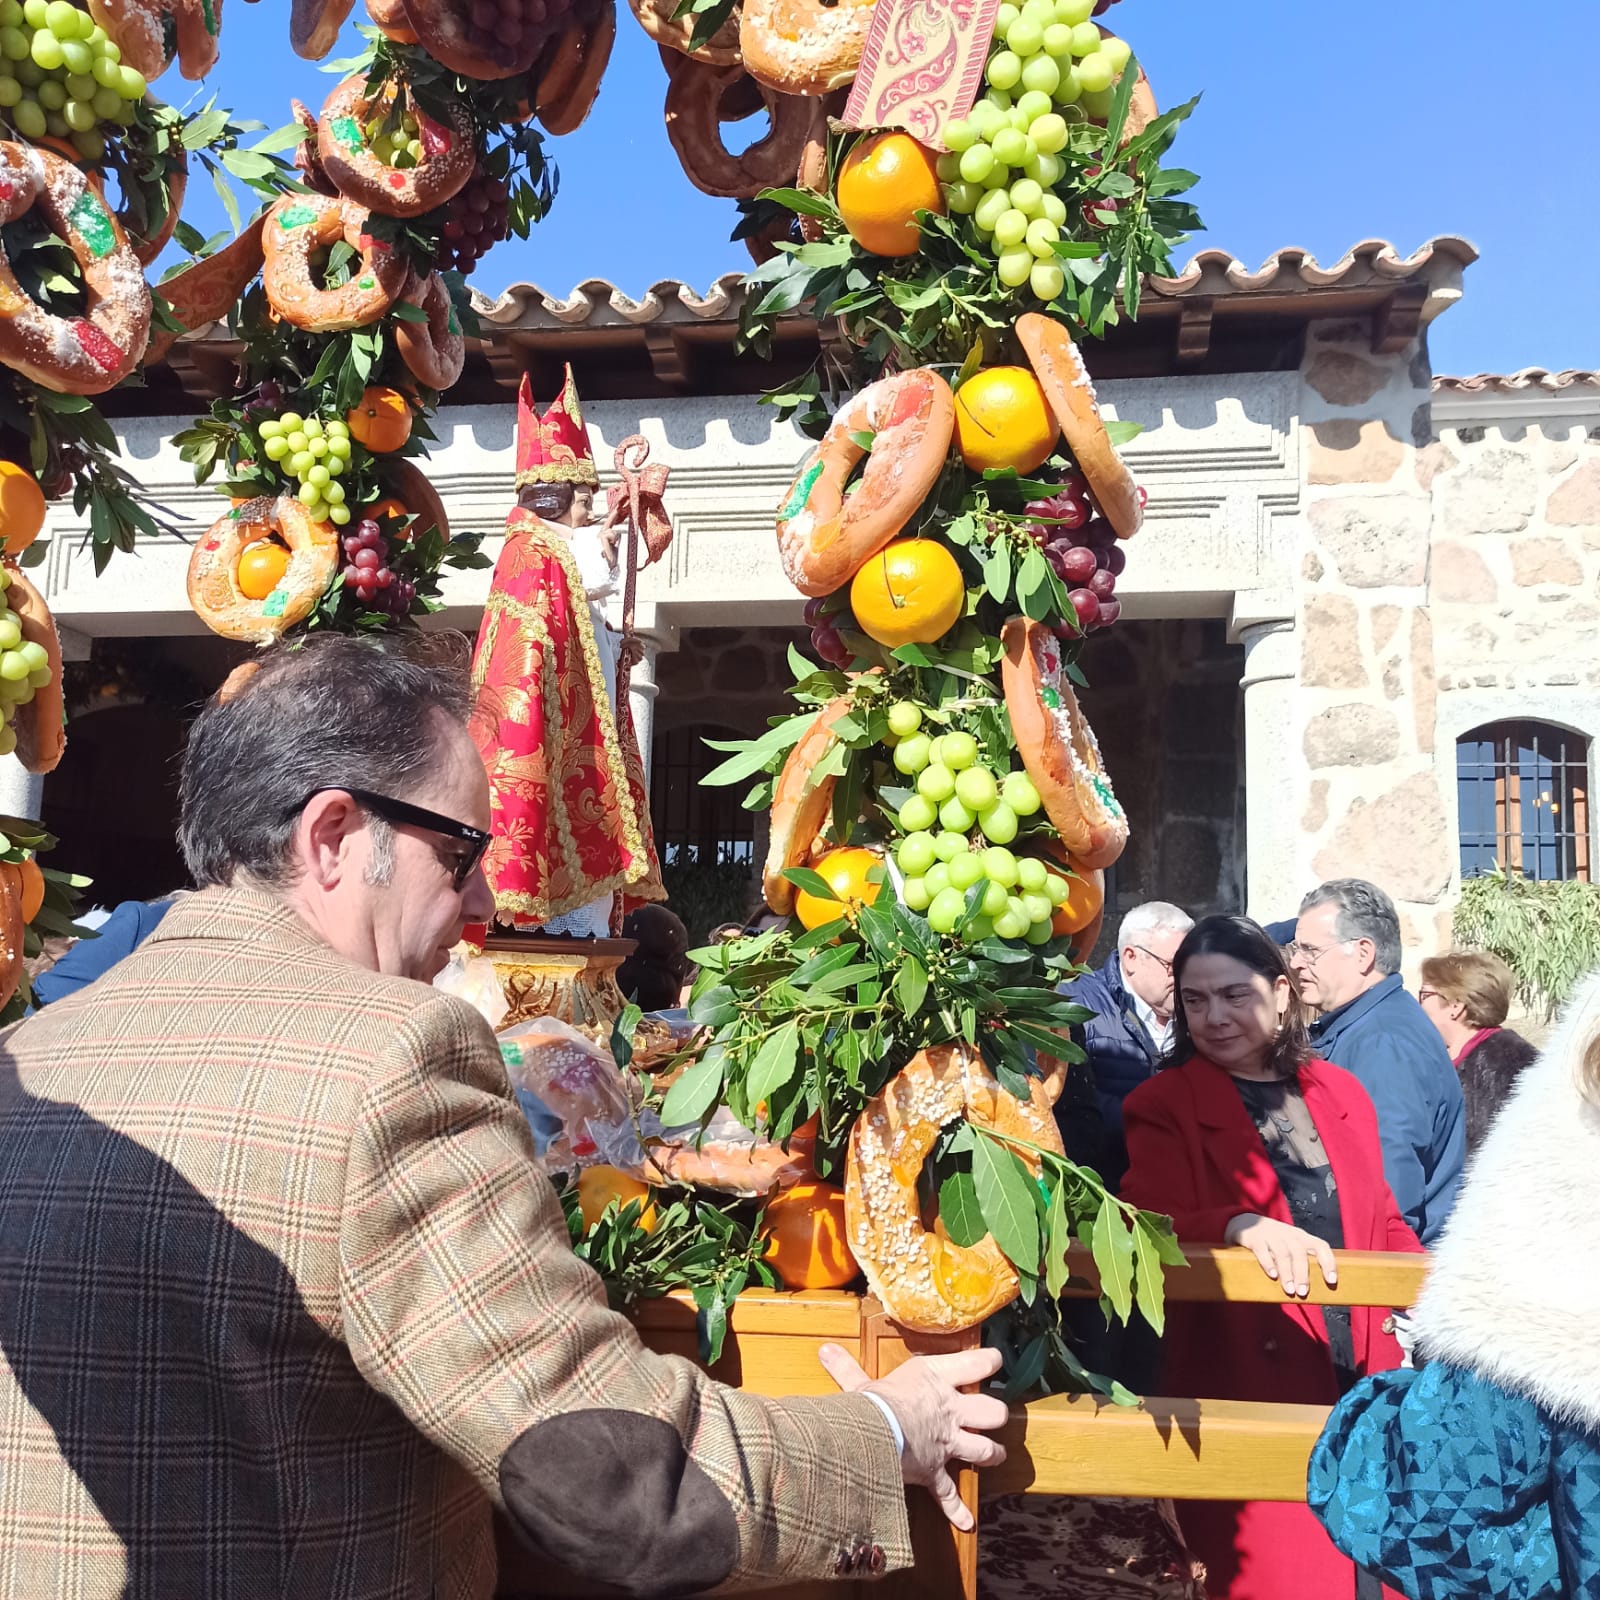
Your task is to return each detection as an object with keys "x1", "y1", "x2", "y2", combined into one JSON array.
[{"x1": 1121, "y1": 915, "x2": 1422, "y2": 1600}]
